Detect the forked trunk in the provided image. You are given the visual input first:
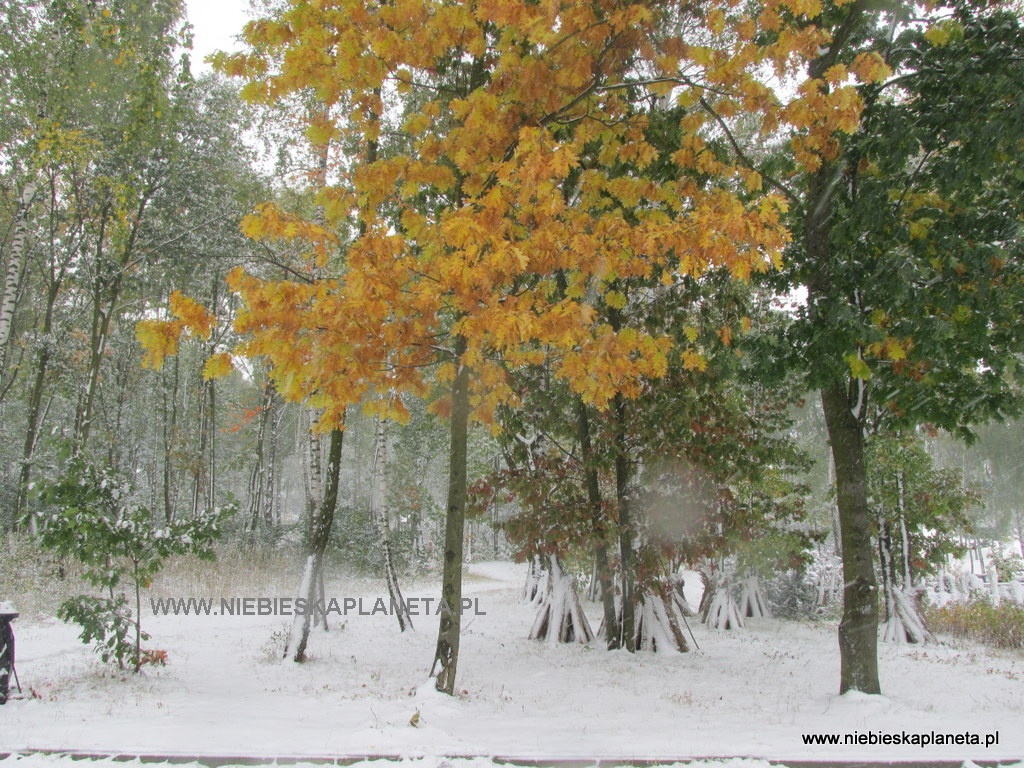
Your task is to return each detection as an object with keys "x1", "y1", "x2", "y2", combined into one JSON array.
[
  {"x1": 15, "y1": 277, "x2": 62, "y2": 531},
  {"x1": 371, "y1": 415, "x2": 413, "y2": 632},
  {"x1": 286, "y1": 426, "x2": 343, "y2": 661}
]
